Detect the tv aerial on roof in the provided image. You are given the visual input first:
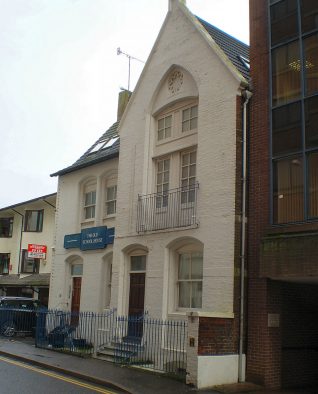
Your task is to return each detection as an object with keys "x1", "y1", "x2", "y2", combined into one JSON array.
[{"x1": 117, "y1": 47, "x2": 145, "y2": 91}]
